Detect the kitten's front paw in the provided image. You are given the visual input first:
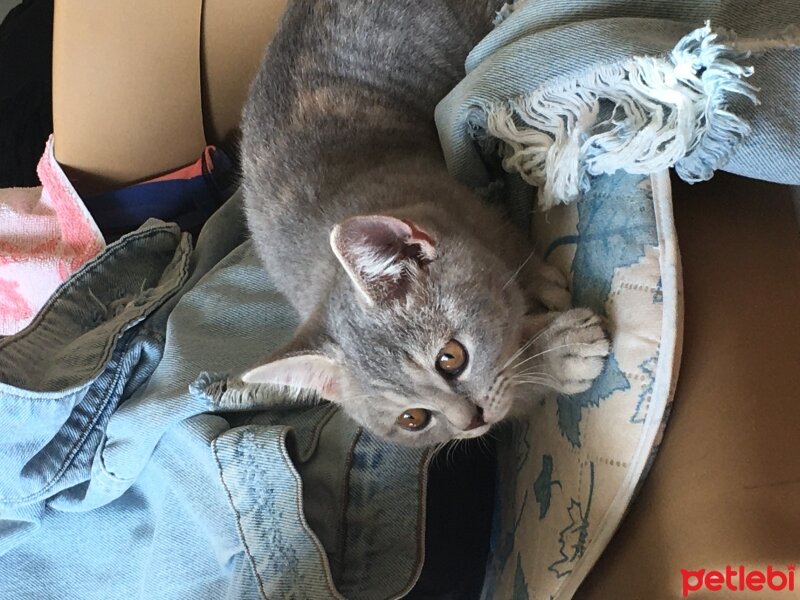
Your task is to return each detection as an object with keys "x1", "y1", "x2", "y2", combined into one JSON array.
[
  {"x1": 527, "y1": 264, "x2": 571, "y2": 311},
  {"x1": 540, "y1": 308, "x2": 609, "y2": 395}
]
